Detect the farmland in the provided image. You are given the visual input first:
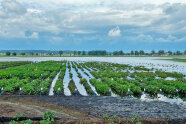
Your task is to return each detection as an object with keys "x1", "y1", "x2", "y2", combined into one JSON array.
[
  {"x1": 0, "y1": 59, "x2": 185, "y2": 123},
  {"x1": 0, "y1": 60, "x2": 185, "y2": 99}
]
